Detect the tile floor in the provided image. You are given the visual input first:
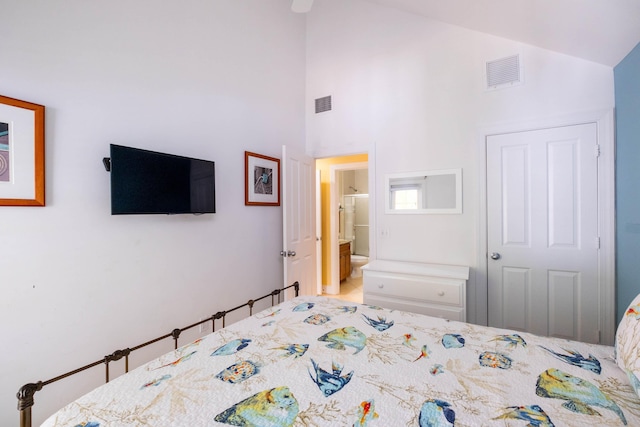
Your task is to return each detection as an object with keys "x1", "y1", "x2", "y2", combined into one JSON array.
[{"x1": 323, "y1": 275, "x2": 363, "y2": 303}]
